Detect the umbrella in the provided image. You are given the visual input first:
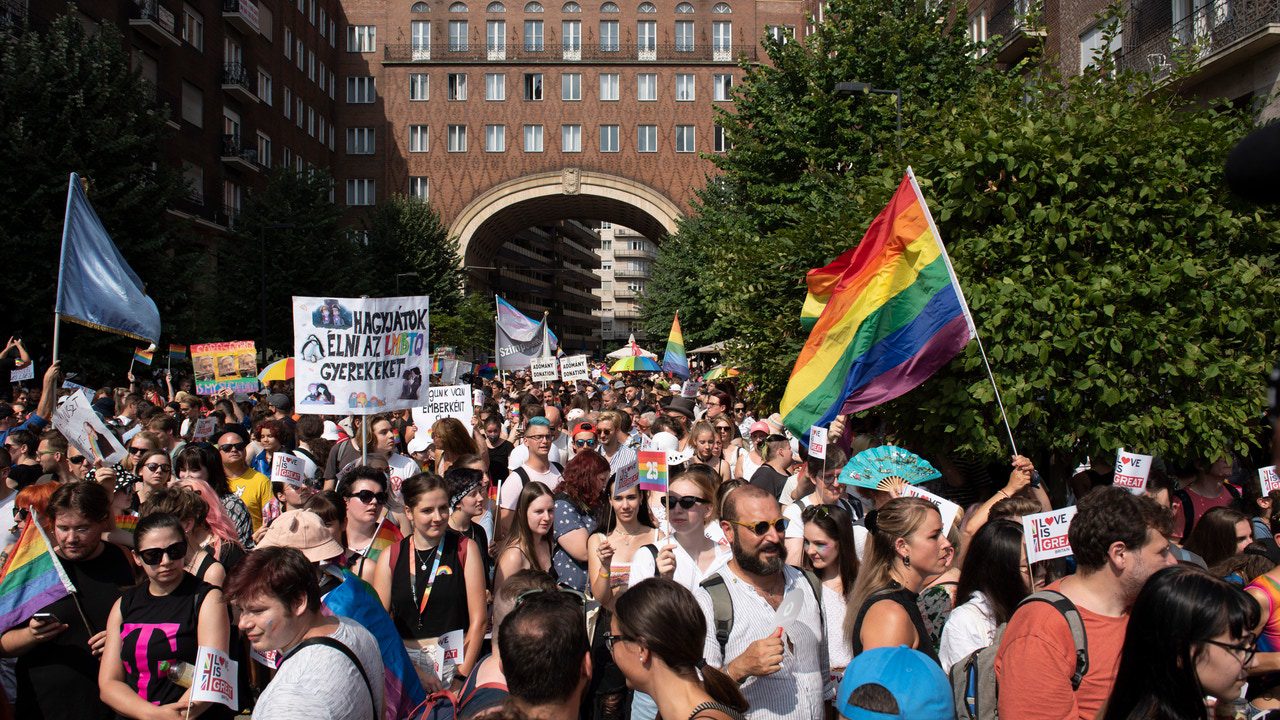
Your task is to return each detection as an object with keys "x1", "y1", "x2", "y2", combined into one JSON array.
[
  {"x1": 610, "y1": 356, "x2": 662, "y2": 373},
  {"x1": 258, "y1": 357, "x2": 295, "y2": 384},
  {"x1": 703, "y1": 365, "x2": 740, "y2": 381},
  {"x1": 607, "y1": 333, "x2": 658, "y2": 360}
]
